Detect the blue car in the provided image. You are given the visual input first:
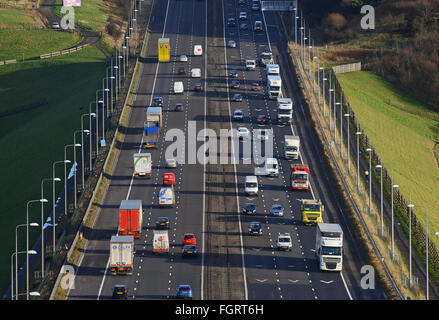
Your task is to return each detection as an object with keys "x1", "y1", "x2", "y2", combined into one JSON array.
[
  {"x1": 176, "y1": 285, "x2": 192, "y2": 299},
  {"x1": 270, "y1": 204, "x2": 284, "y2": 217}
]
